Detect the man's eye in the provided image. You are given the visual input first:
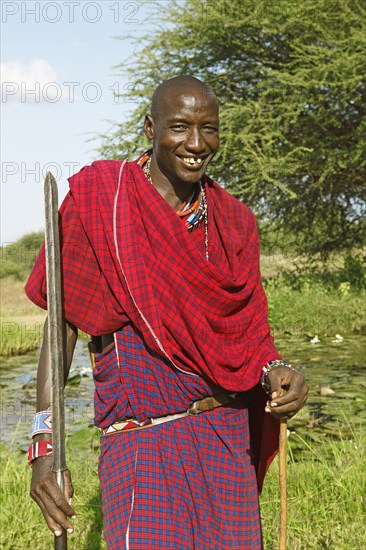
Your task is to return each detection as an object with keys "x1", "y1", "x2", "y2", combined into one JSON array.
[
  {"x1": 203, "y1": 127, "x2": 218, "y2": 133},
  {"x1": 171, "y1": 125, "x2": 187, "y2": 131}
]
